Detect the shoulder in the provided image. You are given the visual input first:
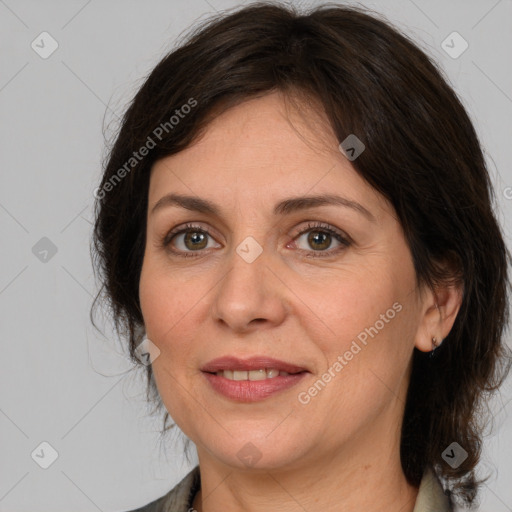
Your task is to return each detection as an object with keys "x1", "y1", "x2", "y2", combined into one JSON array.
[
  {"x1": 125, "y1": 466, "x2": 201, "y2": 512},
  {"x1": 125, "y1": 493, "x2": 167, "y2": 512},
  {"x1": 413, "y1": 466, "x2": 453, "y2": 512}
]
